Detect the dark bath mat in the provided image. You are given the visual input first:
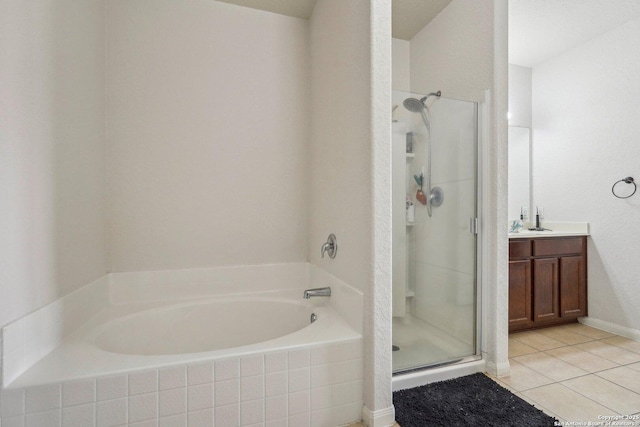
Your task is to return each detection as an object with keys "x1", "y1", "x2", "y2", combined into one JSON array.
[{"x1": 393, "y1": 373, "x2": 557, "y2": 427}]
